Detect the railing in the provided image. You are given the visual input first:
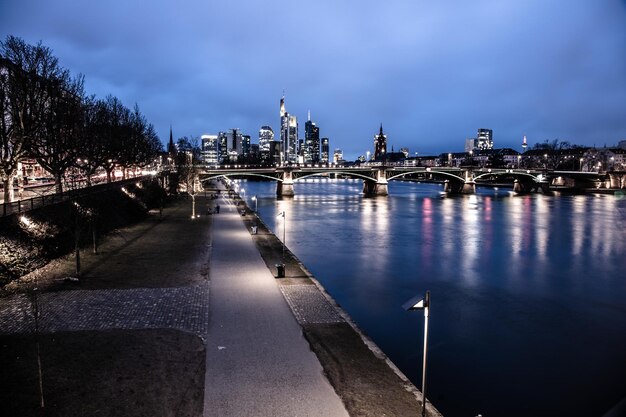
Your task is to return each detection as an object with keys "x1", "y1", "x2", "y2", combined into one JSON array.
[{"x1": 1, "y1": 176, "x2": 152, "y2": 218}]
